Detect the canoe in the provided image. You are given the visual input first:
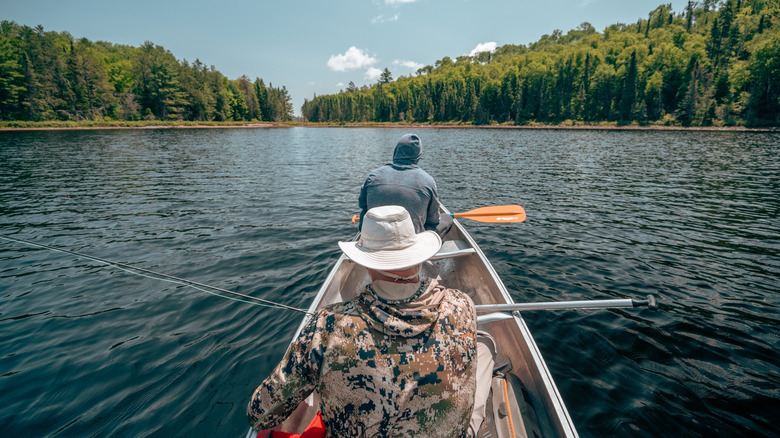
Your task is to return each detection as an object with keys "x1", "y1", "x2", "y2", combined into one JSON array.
[{"x1": 245, "y1": 205, "x2": 578, "y2": 437}]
